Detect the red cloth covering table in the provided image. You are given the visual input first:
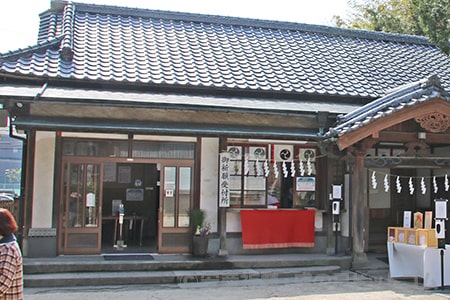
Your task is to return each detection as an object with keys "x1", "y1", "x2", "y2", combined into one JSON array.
[{"x1": 240, "y1": 209, "x2": 315, "y2": 249}]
